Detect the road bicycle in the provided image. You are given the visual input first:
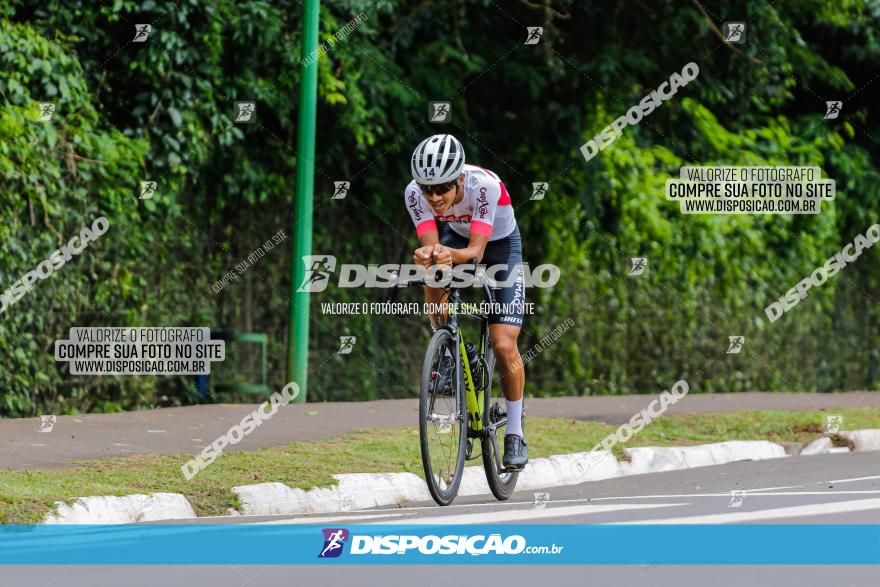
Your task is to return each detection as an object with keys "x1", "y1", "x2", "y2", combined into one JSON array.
[{"x1": 390, "y1": 263, "x2": 519, "y2": 506}]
